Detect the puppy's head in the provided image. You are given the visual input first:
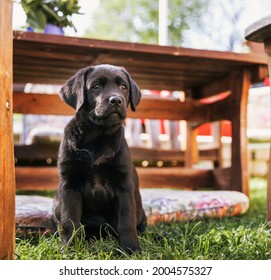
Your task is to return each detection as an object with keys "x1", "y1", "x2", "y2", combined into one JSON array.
[{"x1": 59, "y1": 64, "x2": 141, "y2": 127}]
